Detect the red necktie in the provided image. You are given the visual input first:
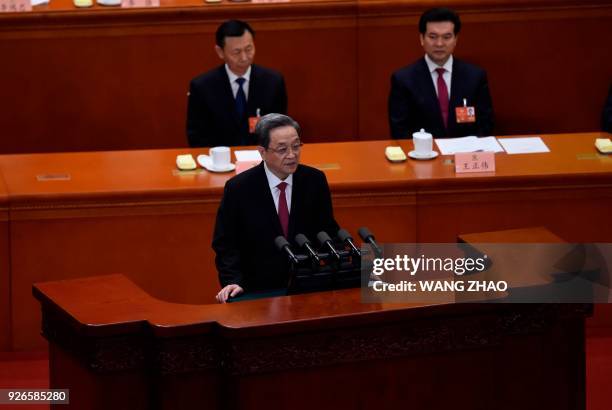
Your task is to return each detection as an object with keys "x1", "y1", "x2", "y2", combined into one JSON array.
[
  {"x1": 436, "y1": 68, "x2": 449, "y2": 129},
  {"x1": 277, "y1": 182, "x2": 289, "y2": 238}
]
